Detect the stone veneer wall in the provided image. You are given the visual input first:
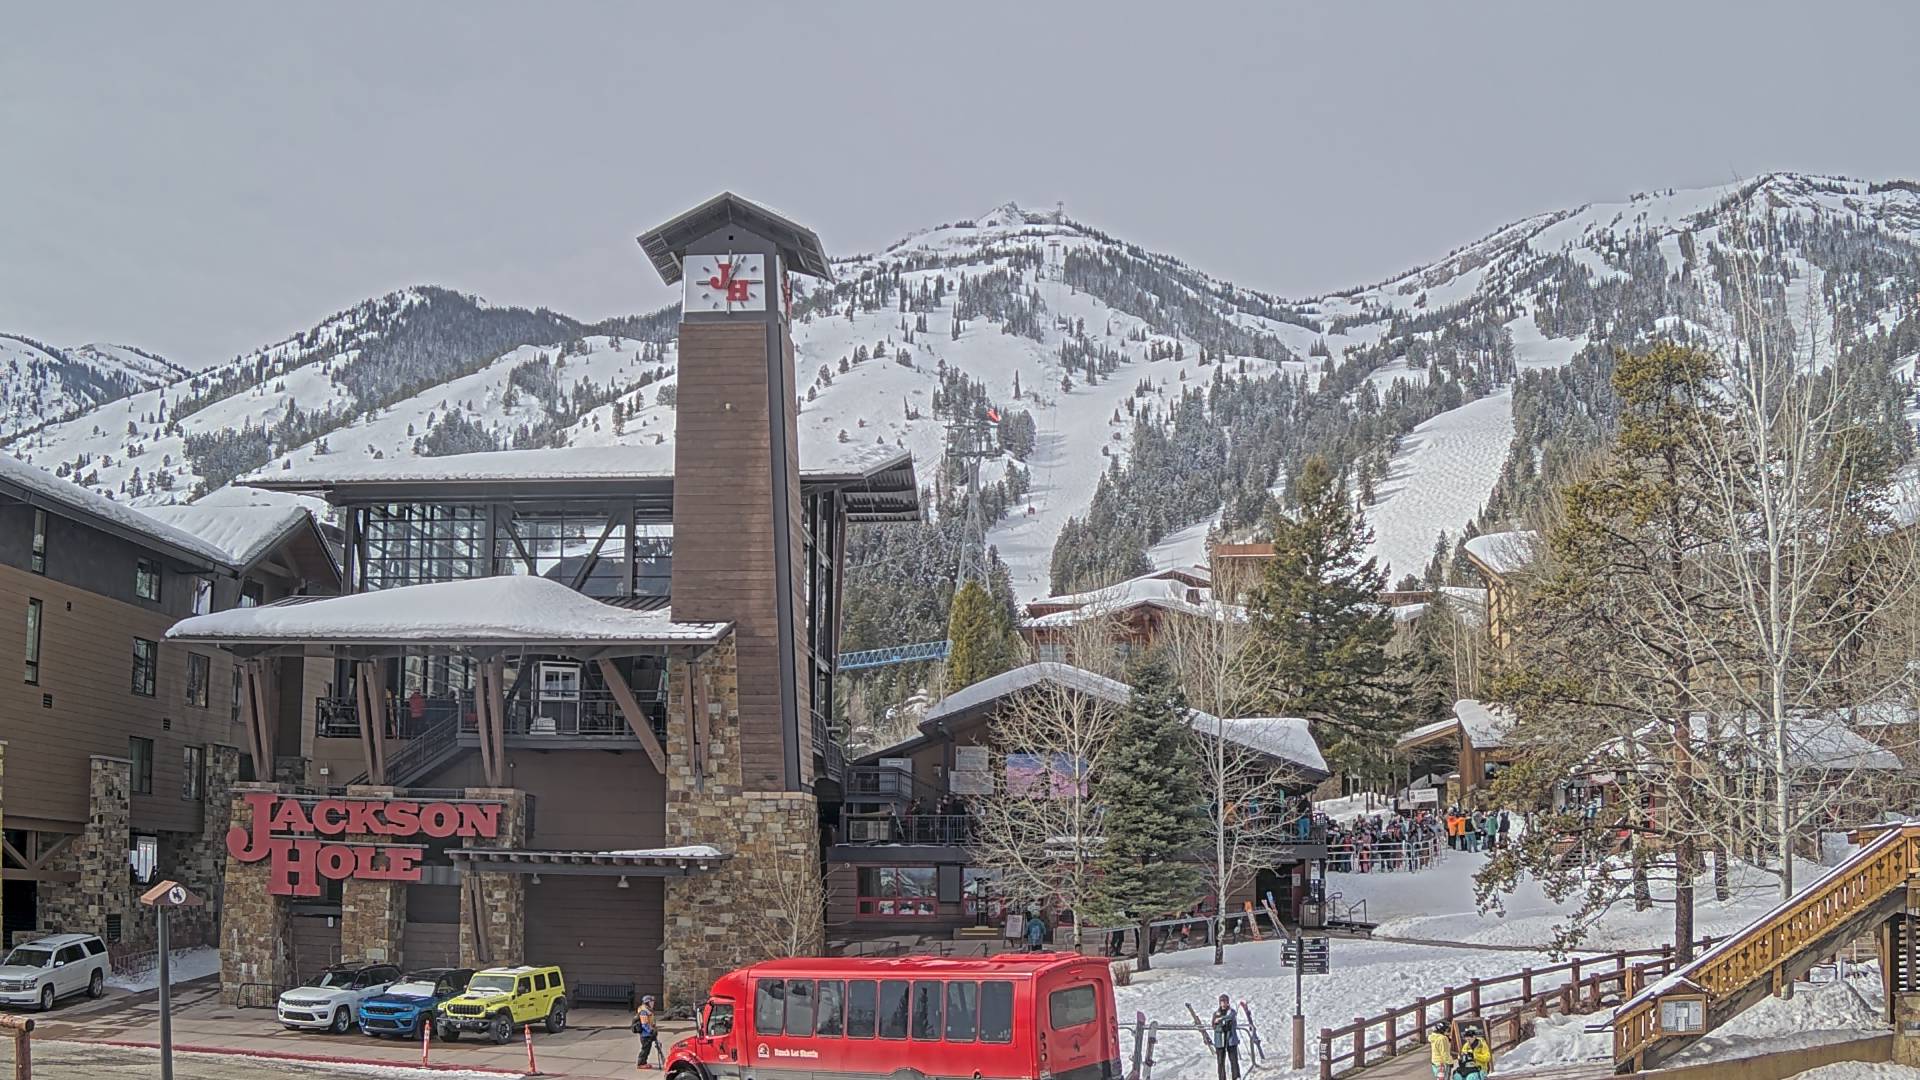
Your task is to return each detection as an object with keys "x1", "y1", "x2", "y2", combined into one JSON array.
[
  {"x1": 662, "y1": 637, "x2": 824, "y2": 1005},
  {"x1": 159, "y1": 743, "x2": 242, "y2": 944},
  {"x1": 41, "y1": 756, "x2": 136, "y2": 942},
  {"x1": 339, "y1": 785, "x2": 407, "y2": 966},
  {"x1": 219, "y1": 782, "x2": 293, "y2": 1006},
  {"x1": 458, "y1": 787, "x2": 528, "y2": 969}
]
